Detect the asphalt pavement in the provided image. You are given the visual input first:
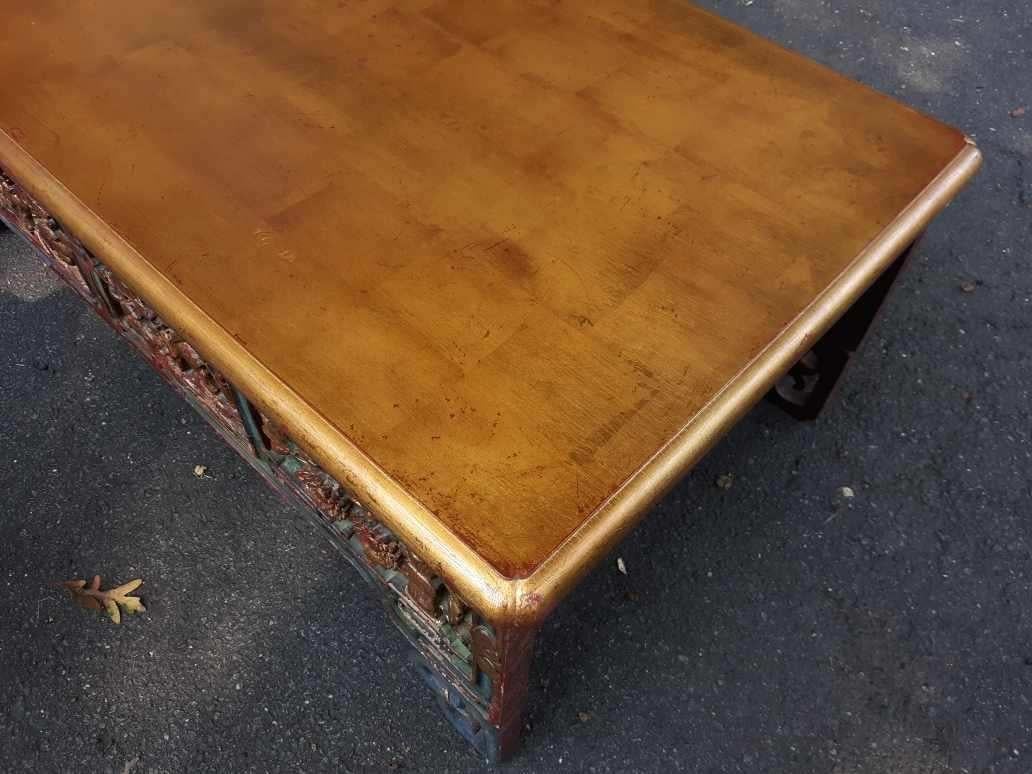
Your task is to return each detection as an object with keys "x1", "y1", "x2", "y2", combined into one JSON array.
[{"x1": 1, "y1": 1, "x2": 1029, "y2": 772}]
